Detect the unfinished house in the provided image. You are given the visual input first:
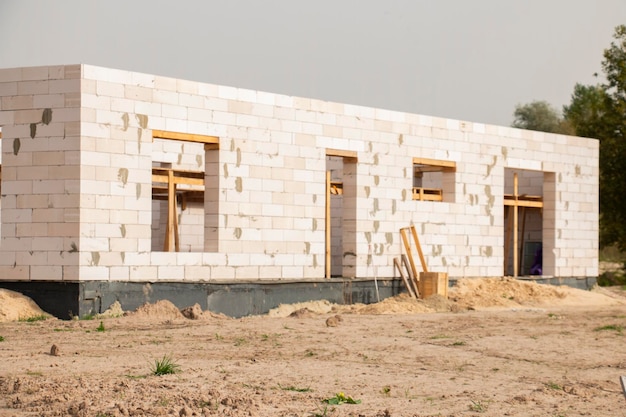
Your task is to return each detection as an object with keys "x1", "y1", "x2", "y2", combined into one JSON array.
[{"x1": 0, "y1": 64, "x2": 599, "y2": 317}]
